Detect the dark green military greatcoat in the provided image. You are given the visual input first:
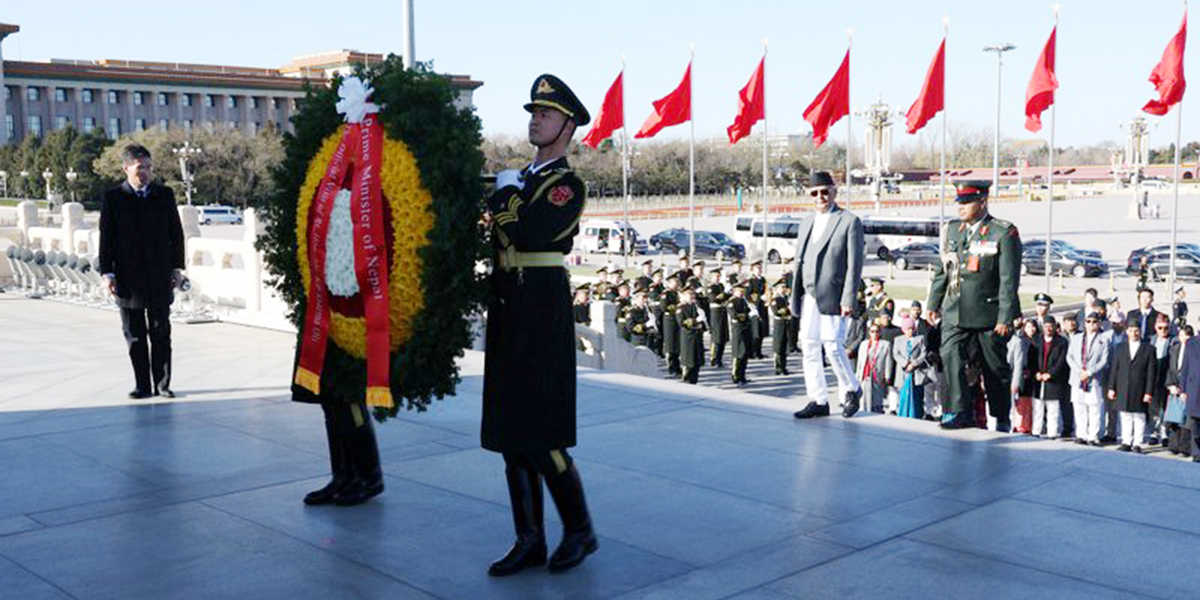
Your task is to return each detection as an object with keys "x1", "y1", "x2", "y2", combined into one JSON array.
[
  {"x1": 708, "y1": 282, "x2": 729, "y2": 347},
  {"x1": 927, "y1": 212, "x2": 1022, "y2": 421},
  {"x1": 678, "y1": 302, "x2": 706, "y2": 383},
  {"x1": 482, "y1": 156, "x2": 586, "y2": 453},
  {"x1": 625, "y1": 304, "x2": 654, "y2": 347}
]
